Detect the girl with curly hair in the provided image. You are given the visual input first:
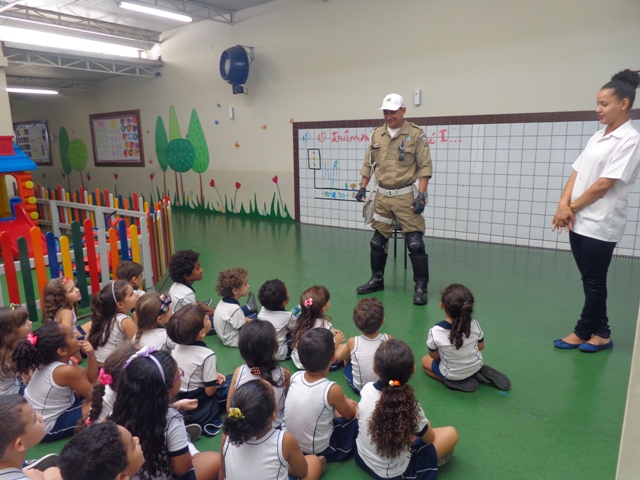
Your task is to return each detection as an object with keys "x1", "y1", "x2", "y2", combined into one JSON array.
[
  {"x1": 42, "y1": 276, "x2": 83, "y2": 336},
  {"x1": 0, "y1": 305, "x2": 32, "y2": 395},
  {"x1": 110, "y1": 347, "x2": 219, "y2": 480},
  {"x1": 290, "y1": 285, "x2": 345, "y2": 370},
  {"x1": 421, "y1": 284, "x2": 511, "y2": 393},
  {"x1": 356, "y1": 339, "x2": 458, "y2": 480},
  {"x1": 221, "y1": 380, "x2": 324, "y2": 480}
]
